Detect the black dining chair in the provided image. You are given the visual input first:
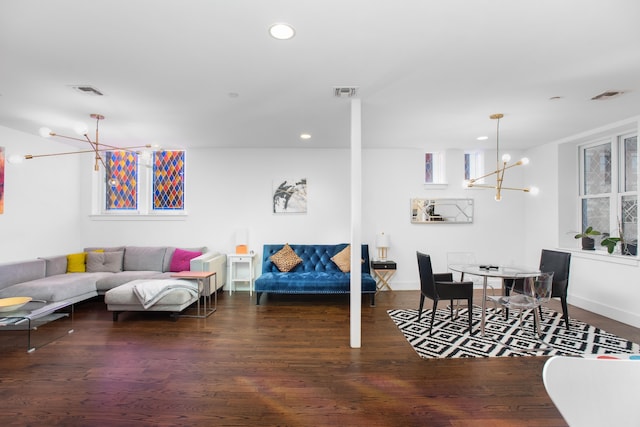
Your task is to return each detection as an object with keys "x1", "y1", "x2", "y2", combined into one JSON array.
[
  {"x1": 504, "y1": 249, "x2": 571, "y2": 329},
  {"x1": 416, "y1": 252, "x2": 474, "y2": 335}
]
